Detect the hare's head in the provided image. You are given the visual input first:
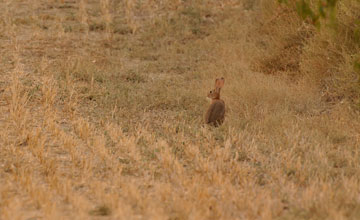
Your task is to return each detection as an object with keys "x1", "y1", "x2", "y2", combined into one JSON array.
[{"x1": 207, "y1": 77, "x2": 225, "y2": 100}]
